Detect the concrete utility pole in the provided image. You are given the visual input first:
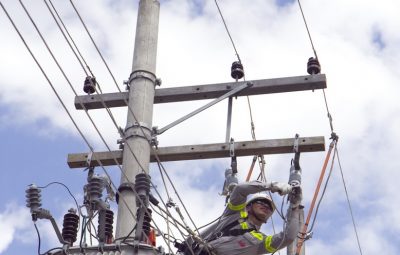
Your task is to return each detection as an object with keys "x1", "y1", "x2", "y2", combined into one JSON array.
[
  {"x1": 66, "y1": 2, "x2": 327, "y2": 255},
  {"x1": 115, "y1": 0, "x2": 160, "y2": 240}
]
